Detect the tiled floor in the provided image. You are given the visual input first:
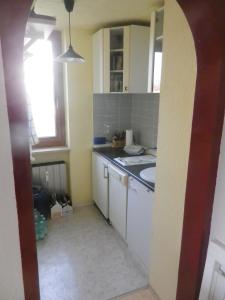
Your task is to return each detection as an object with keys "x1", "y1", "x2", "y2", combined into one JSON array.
[
  {"x1": 114, "y1": 287, "x2": 159, "y2": 300},
  {"x1": 37, "y1": 206, "x2": 148, "y2": 300}
]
